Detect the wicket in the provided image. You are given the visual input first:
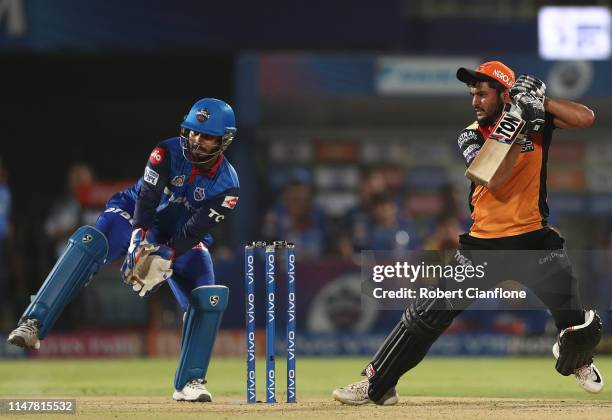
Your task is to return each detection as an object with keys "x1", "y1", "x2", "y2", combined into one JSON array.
[{"x1": 244, "y1": 241, "x2": 296, "y2": 404}]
